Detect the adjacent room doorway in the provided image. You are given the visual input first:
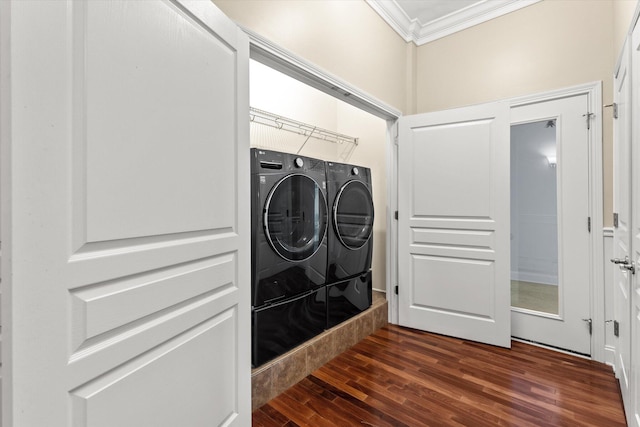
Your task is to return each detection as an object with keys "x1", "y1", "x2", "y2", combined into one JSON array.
[{"x1": 510, "y1": 94, "x2": 592, "y2": 356}]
